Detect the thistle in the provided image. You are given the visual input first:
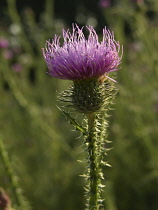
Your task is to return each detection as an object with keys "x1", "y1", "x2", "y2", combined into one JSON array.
[{"x1": 42, "y1": 24, "x2": 122, "y2": 210}]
